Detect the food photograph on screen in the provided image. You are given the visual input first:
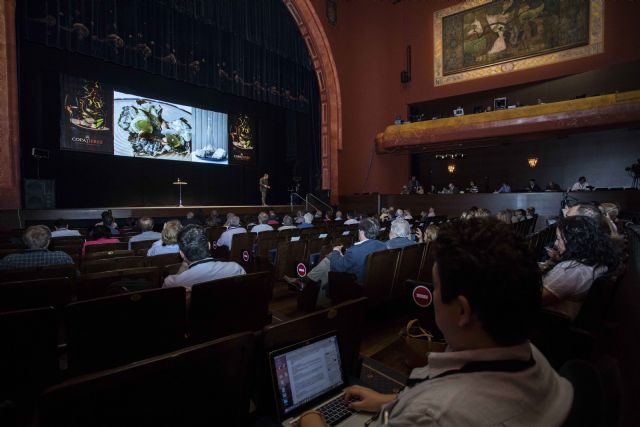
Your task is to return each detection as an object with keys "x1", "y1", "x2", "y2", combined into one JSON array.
[{"x1": 113, "y1": 91, "x2": 229, "y2": 164}]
